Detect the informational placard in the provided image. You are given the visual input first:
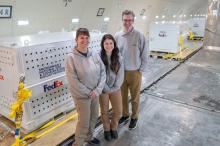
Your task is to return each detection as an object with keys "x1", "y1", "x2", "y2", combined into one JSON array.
[{"x1": 0, "y1": 5, "x2": 12, "y2": 18}]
